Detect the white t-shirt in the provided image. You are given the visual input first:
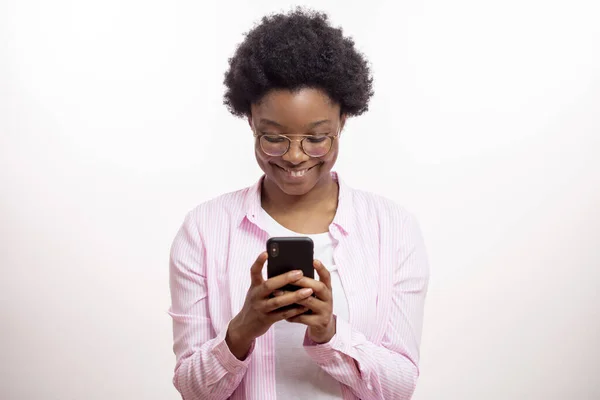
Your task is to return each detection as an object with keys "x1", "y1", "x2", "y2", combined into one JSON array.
[{"x1": 260, "y1": 208, "x2": 350, "y2": 400}]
